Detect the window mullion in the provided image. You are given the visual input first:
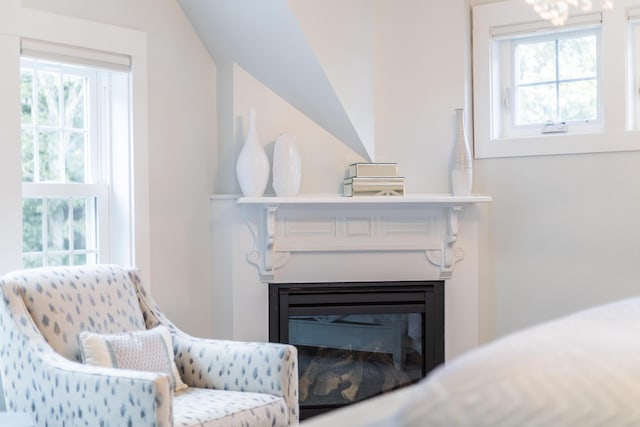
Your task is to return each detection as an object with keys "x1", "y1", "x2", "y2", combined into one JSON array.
[
  {"x1": 555, "y1": 39, "x2": 560, "y2": 122},
  {"x1": 33, "y1": 69, "x2": 40, "y2": 183},
  {"x1": 58, "y1": 72, "x2": 66, "y2": 183},
  {"x1": 92, "y1": 71, "x2": 104, "y2": 185},
  {"x1": 629, "y1": 23, "x2": 640, "y2": 129},
  {"x1": 68, "y1": 198, "x2": 74, "y2": 264},
  {"x1": 42, "y1": 197, "x2": 48, "y2": 266}
]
